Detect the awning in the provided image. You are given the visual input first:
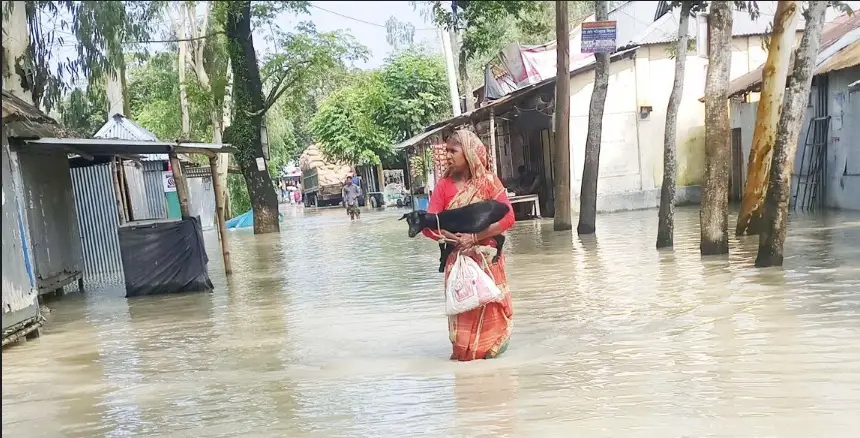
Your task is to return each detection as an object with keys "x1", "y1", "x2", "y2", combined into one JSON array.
[
  {"x1": 19, "y1": 137, "x2": 237, "y2": 158},
  {"x1": 395, "y1": 46, "x2": 639, "y2": 151},
  {"x1": 394, "y1": 124, "x2": 448, "y2": 150}
]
